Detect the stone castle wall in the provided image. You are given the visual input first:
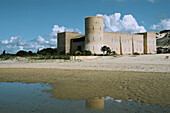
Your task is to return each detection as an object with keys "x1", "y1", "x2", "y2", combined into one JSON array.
[{"x1": 57, "y1": 16, "x2": 156, "y2": 55}]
